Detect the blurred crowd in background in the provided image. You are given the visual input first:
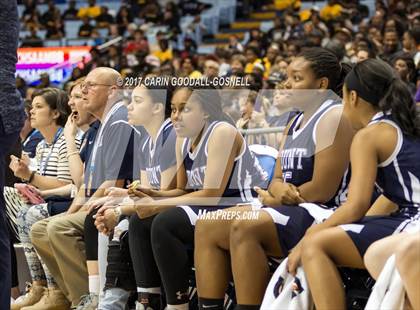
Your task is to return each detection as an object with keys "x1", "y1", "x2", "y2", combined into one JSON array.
[{"x1": 15, "y1": 0, "x2": 420, "y2": 127}]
